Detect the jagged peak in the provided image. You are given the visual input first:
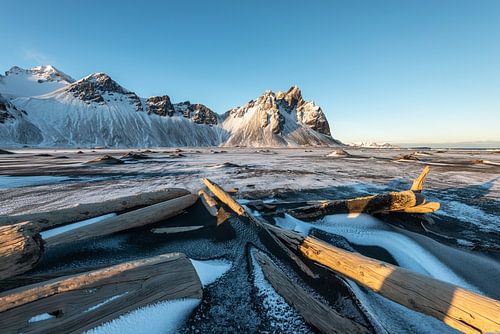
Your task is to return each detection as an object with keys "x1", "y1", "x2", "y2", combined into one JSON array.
[
  {"x1": 4, "y1": 65, "x2": 75, "y2": 83},
  {"x1": 70, "y1": 72, "x2": 131, "y2": 95}
]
